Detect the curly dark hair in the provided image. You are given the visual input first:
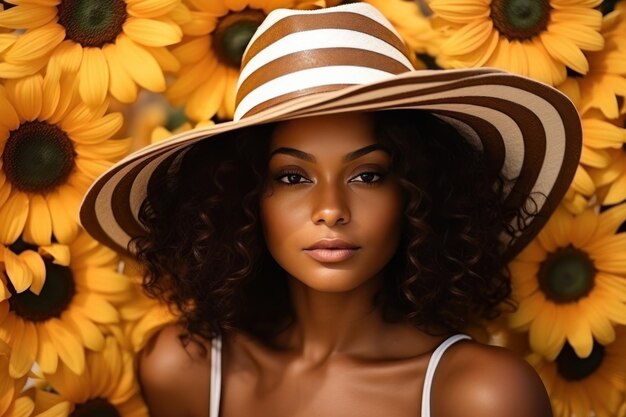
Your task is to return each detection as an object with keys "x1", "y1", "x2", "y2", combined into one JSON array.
[{"x1": 132, "y1": 109, "x2": 535, "y2": 343}]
